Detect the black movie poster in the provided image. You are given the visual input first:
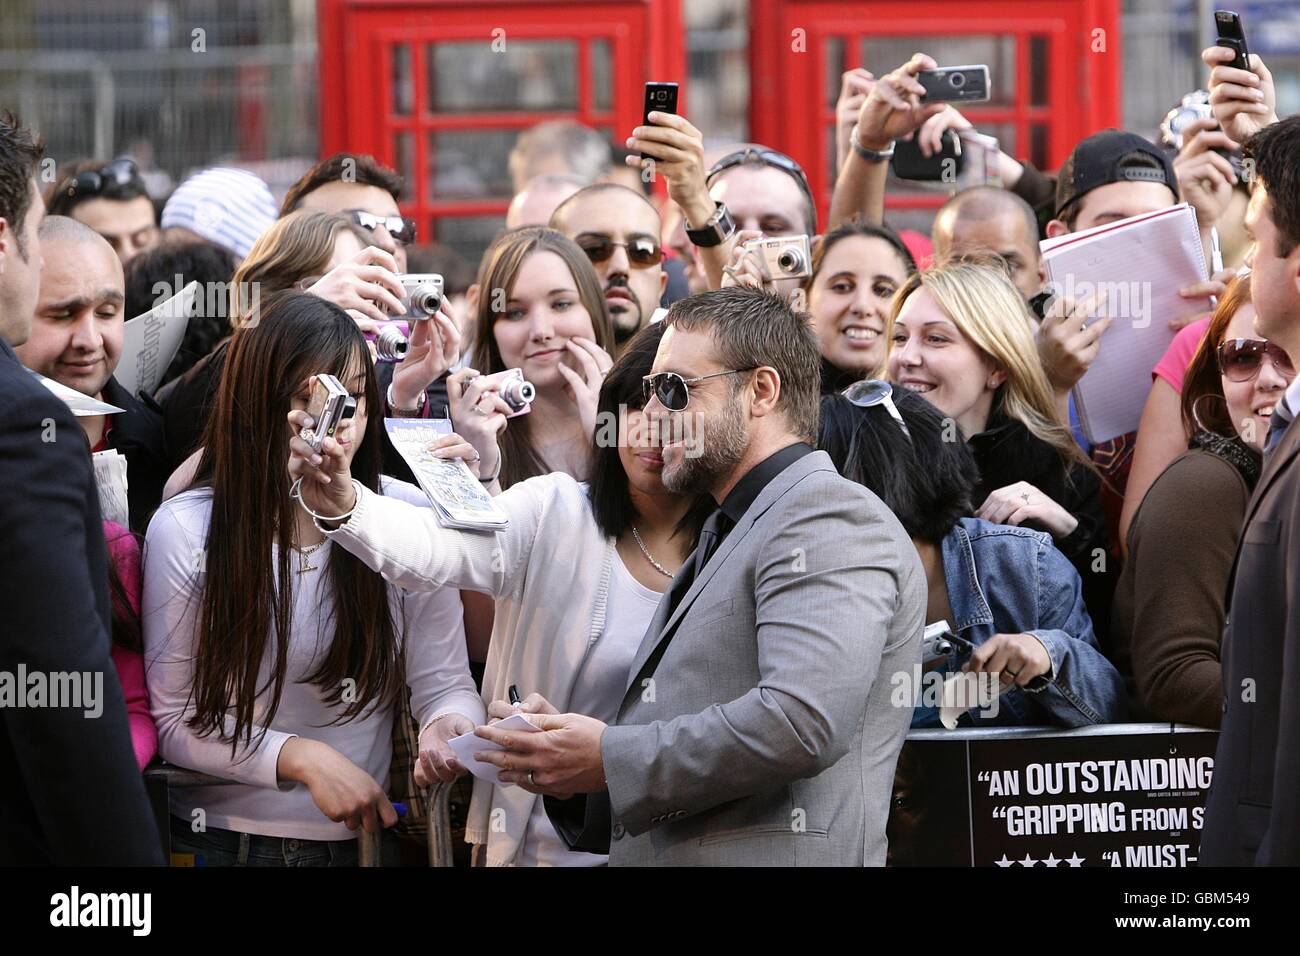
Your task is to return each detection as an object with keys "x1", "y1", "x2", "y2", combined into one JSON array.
[{"x1": 888, "y1": 726, "x2": 1218, "y2": 867}]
